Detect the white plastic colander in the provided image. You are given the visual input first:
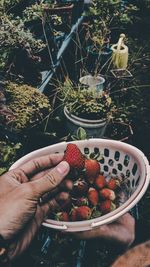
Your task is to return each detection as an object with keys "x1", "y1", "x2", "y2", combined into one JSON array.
[{"x1": 10, "y1": 139, "x2": 150, "y2": 232}]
